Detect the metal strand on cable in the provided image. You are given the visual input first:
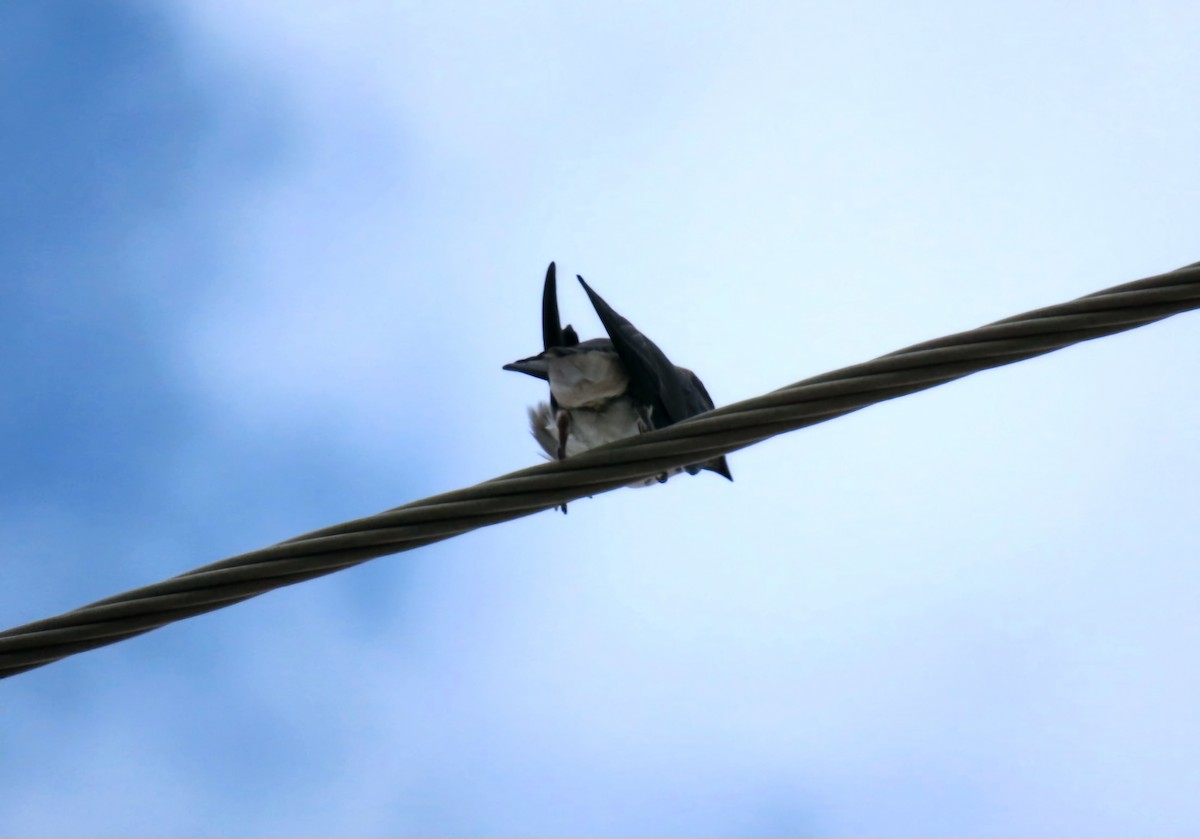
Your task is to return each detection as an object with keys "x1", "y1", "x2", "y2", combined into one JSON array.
[{"x1": 2, "y1": 260, "x2": 1198, "y2": 678}]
